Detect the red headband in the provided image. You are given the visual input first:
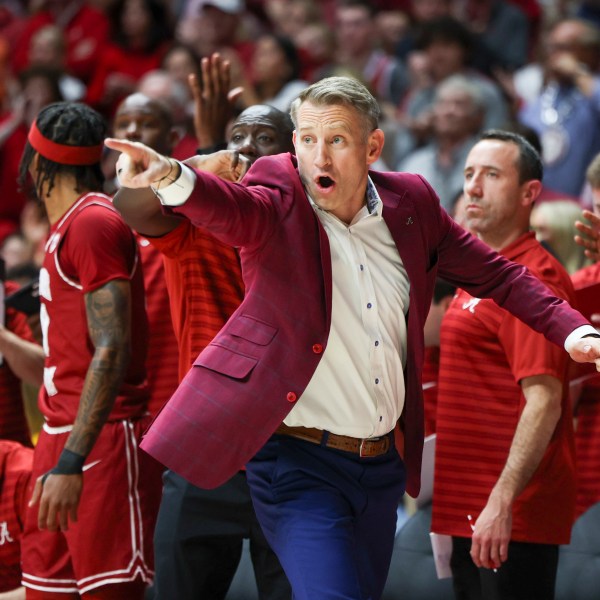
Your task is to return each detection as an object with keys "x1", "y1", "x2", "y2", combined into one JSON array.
[{"x1": 27, "y1": 120, "x2": 103, "y2": 166}]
